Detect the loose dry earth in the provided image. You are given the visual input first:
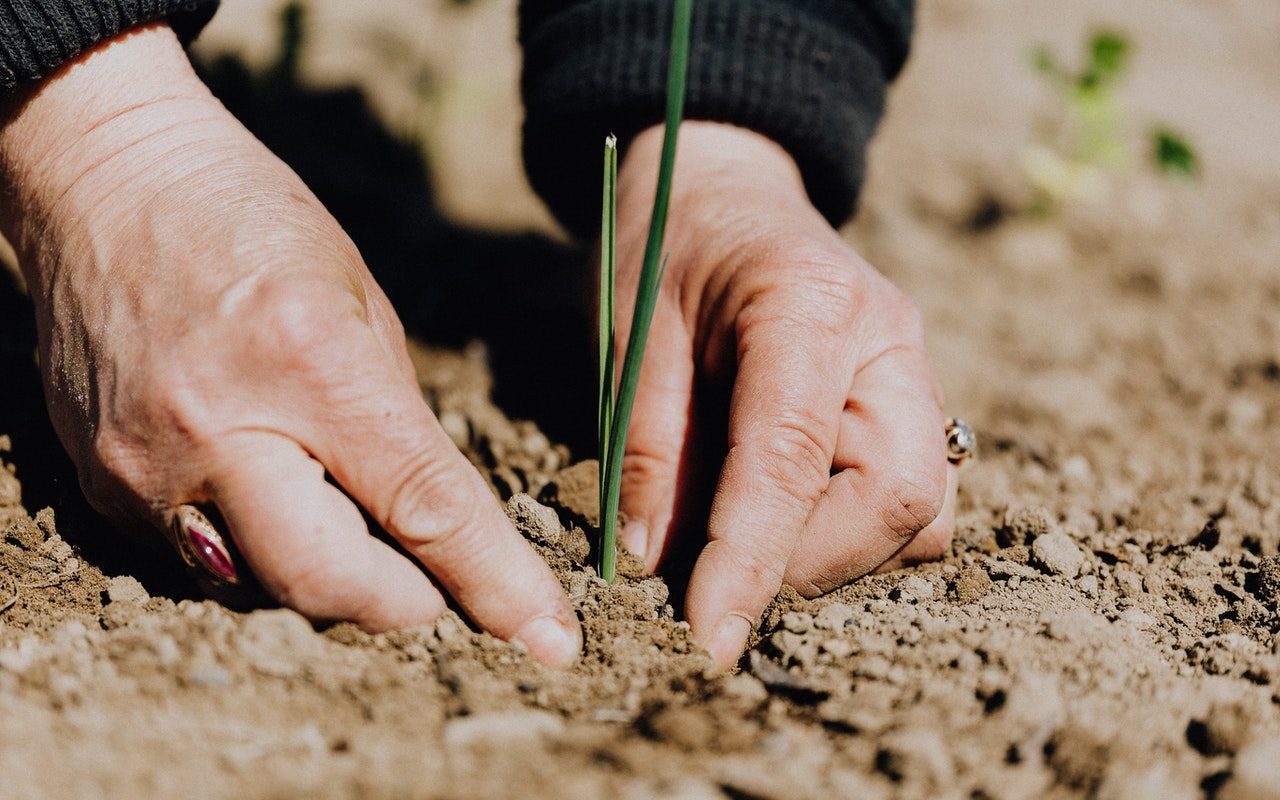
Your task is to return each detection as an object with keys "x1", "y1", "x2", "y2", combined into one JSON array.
[{"x1": 3, "y1": 1, "x2": 1280, "y2": 798}]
